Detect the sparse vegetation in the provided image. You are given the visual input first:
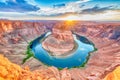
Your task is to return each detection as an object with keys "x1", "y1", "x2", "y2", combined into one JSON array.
[{"x1": 22, "y1": 41, "x2": 34, "y2": 64}]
